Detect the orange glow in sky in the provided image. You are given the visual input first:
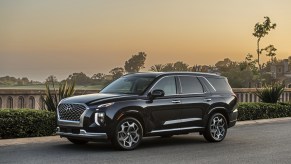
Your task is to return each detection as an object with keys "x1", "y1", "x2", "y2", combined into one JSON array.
[{"x1": 1, "y1": 0, "x2": 291, "y2": 81}]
